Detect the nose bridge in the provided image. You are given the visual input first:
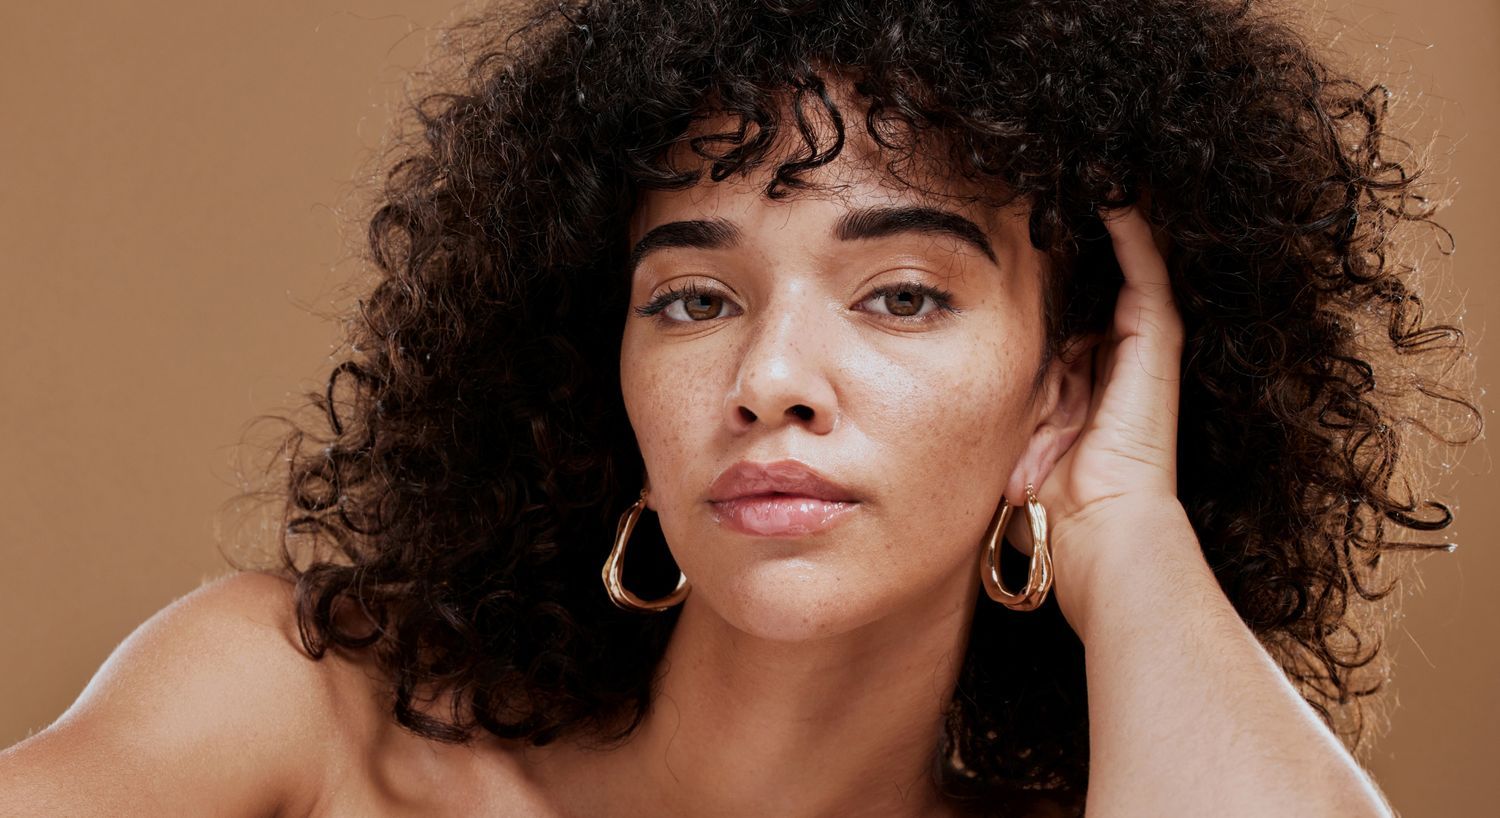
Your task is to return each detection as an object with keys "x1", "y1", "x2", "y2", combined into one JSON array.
[{"x1": 726, "y1": 277, "x2": 839, "y2": 433}]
